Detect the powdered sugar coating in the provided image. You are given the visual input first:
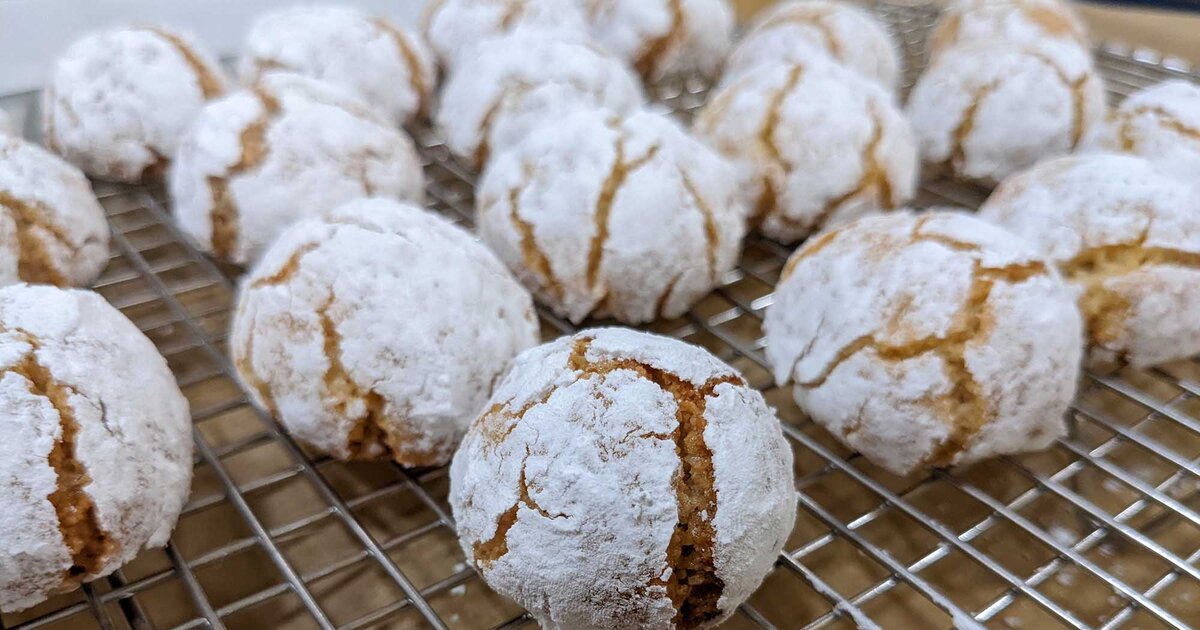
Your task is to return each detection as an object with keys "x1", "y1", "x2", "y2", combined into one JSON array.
[
  {"x1": 980, "y1": 153, "x2": 1200, "y2": 368},
  {"x1": 43, "y1": 26, "x2": 227, "y2": 183},
  {"x1": 0, "y1": 136, "x2": 109, "y2": 287},
  {"x1": 906, "y1": 40, "x2": 1105, "y2": 185},
  {"x1": 583, "y1": 0, "x2": 735, "y2": 80},
  {"x1": 450, "y1": 328, "x2": 795, "y2": 629},
  {"x1": 437, "y1": 32, "x2": 644, "y2": 168},
  {"x1": 477, "y1": 108, "x2": 746, "y2": 324},
  {"x1": 695, "y1": 60, "x2": 917, "y2": 243},
  {"x1": 0, "y1": 284, "x2": 191, "y2": 613},
  {"x1": 1097, "y1": 80, "x2": 1200, "y2": 186},
  {"x1": 929, "y1": 0, "x2": 1089, "y2": 59},
  {"x1": 240, "y1": 6, "x2": 436, "y2": 124},
  {"x1": 724, "y1": 0, "x2": 901, "y2": 93},
  {"x1": 170, "y1": 72, "x2": 424, "y2": 266},
  {"x1": 423, "y1": 0, "x2": 590, "y2": 70},
  {"x1": 232, "y1": 199, "x2": 538, "y2": 468},
  {"x1": 765, "y1": 211, "x2": 1083, "y2": 476}
]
